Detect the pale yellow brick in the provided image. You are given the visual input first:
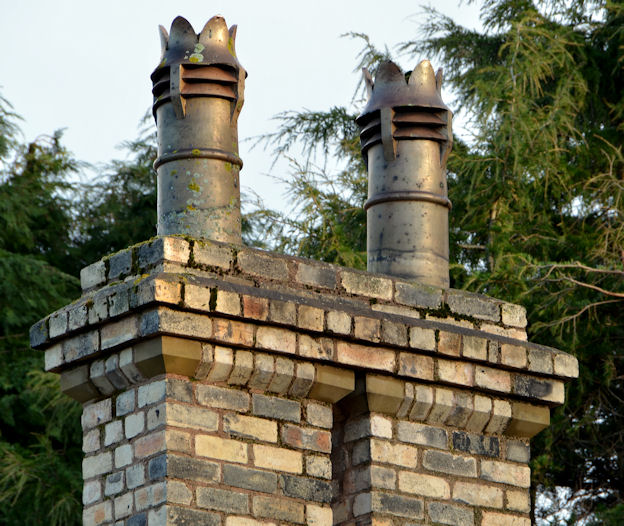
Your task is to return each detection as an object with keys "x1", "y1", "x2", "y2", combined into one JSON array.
[
  {"x1": 453, "y1": 481, "x2": 503, "y2": 508},
  {"x1": 215, "y1": 289, "x2": 241, "y2": 316},
  {"x1": 409, "y1": 326, "x2": 436, "y2": 351},
  {"x1": 476, "y1": 366, "x2": 512, "y2": 393},
  {"x1": 306, "y1": 504, "x2": 332, "y2": 526},
  {"x1": 165, "y1": 428, "x2": 192, "y2": 454},
  {"x1": 437, "y1": 359, "x2": 474, "y2": 387},
  {"x1": 370, "y1": 439, "x2": 418, "y2": 468},
  {"x1": 482, "y1": 511, "x2": 530, "y2": 526},
  {"x1": 196, "y1": 435, "x2": 248, "y2": 464},
  {"x1": 501, "y1": 344, "x2": 527, "y2": 368},
  {"x1": 485, "y1": 400, "x2": 512, "y2": 434},
  {"x1": 223, "y1": 414, "x2": 278, "y2": 442},
  {"x1": 481, "y1": 460, "x2": 531, "y2": 488},
  {"x1": 398, "y1": 472, "x2": 450, "y2": 498},
  {"x1": 463, "y1": 335, "x2": 488, "y2": 360},
  {"x1": 253, "y1": 444, "x2": 302, "y2": 473},
  {"x1": 326, "y1": 310, "x2": 351, "y2": 335},
  {"x1": 506, "y1": 490, "x2": 531, "y2": 513},
  {"x1": 206, "y1": 346, "x2": 234, "y2": 382}
]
